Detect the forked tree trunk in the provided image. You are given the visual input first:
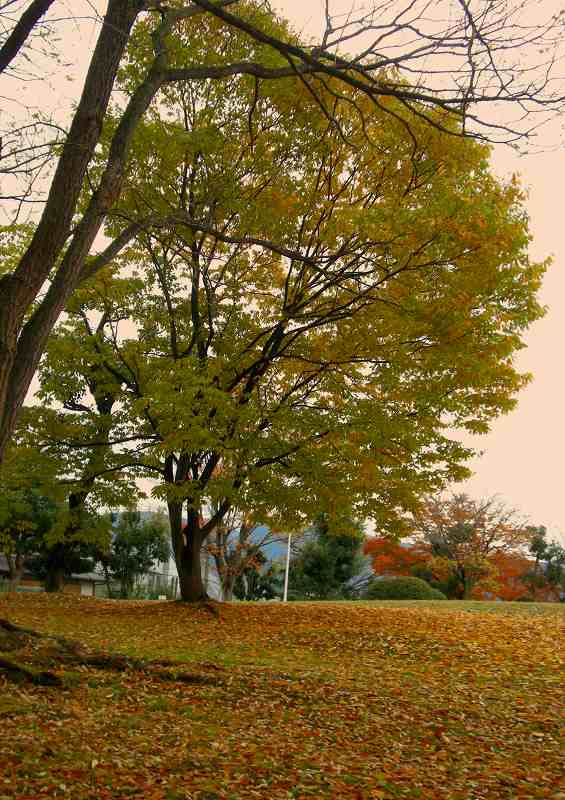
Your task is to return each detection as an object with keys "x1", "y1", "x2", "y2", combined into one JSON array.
[
  {"x1": 221, "y1": 576, "x2": 235, "y2": 602},
  {"x1": 168, "y1": 502, "x2": 208, "y2": 602}
]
